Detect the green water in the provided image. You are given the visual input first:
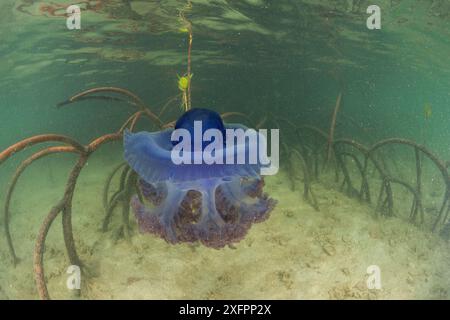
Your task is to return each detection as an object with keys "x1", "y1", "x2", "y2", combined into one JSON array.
[{"x1": 0, "y1": 0, "x2": 450, "y2": 300}]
